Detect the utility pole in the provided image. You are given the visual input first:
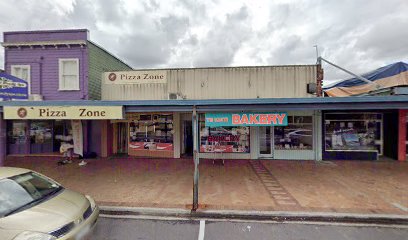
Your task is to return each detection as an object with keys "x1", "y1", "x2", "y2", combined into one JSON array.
[{"x1": 192, "y1": 106, "x2": 199, "y2": 211}]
